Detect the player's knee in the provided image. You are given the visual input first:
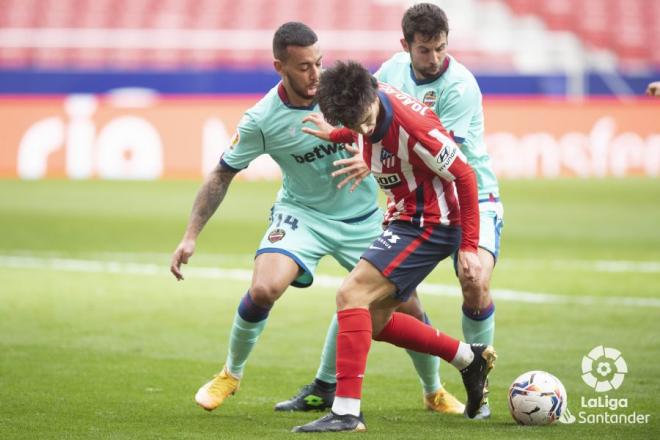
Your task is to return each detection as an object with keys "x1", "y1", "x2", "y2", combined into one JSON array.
[
  {"x1": 461, "y1": 278, "x2": 490, "y2": 307},
  {"x1": 371, "y1": 313, "x2": 392, "y2": 337},
  {"x1": 336, "y1": 284, "x2": 368, "y2": 310},
  {"x1": 395, "y1": 296, "x2": 425, "y2": 322},
  {"x1": 249, "y1": 282, "x2": 284, "y2": 307}
]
